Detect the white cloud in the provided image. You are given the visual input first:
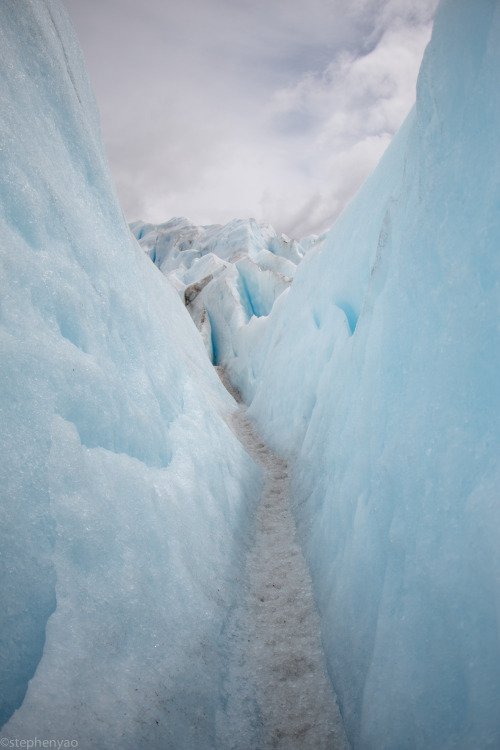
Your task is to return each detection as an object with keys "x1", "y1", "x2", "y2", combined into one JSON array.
[
  {"x1": 259, "y1": 16, "x2": 436, "y2": 235},
  {"x1": 63, "y1": 0, "x2": 439, "y2": 237}
]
